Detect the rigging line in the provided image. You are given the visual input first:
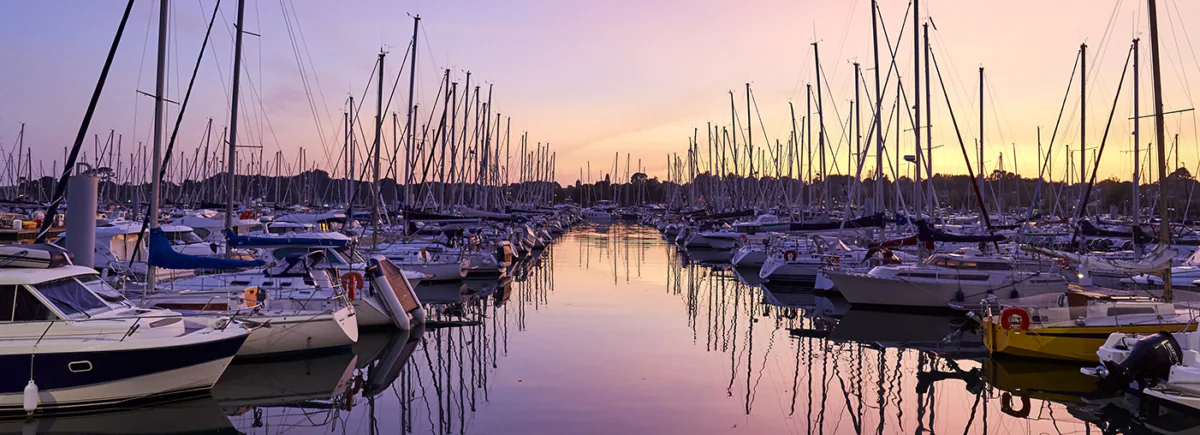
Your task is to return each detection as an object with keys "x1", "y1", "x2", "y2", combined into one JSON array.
[
  {"x1": 1164, "y1": 0, "x2": 1197, "y2": 113},
  {"x1": 1167, "y1": 0, "x2": 1200, "y2": 104},
  {"x1": 816, "y1": 62, "x2": 850, "y2": 175},
  {"x1": 286, "y1": 2, "x2": 339, "y2": 149},
  {"x1": 37, "y1": 0, "x2": 136, "y2": 243},
  {"x1": 788, "y1": 44, "x2": 817, "y2": 106},
  {"x1": 131, "y1": 0, "x2": 157, "y2": 156},
  {"x1": 278, "y1": 0, "x2": 329, "y2": 151},
  {"x1": 1039, "y1": 51, "x2": 1084, "y2": 182},
  {"x1": 930, "y1": 39, "x2": 997, "y2": 236},
  {"x1": 826, "y1": 0, "x2": 861, "y2": 88}
]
